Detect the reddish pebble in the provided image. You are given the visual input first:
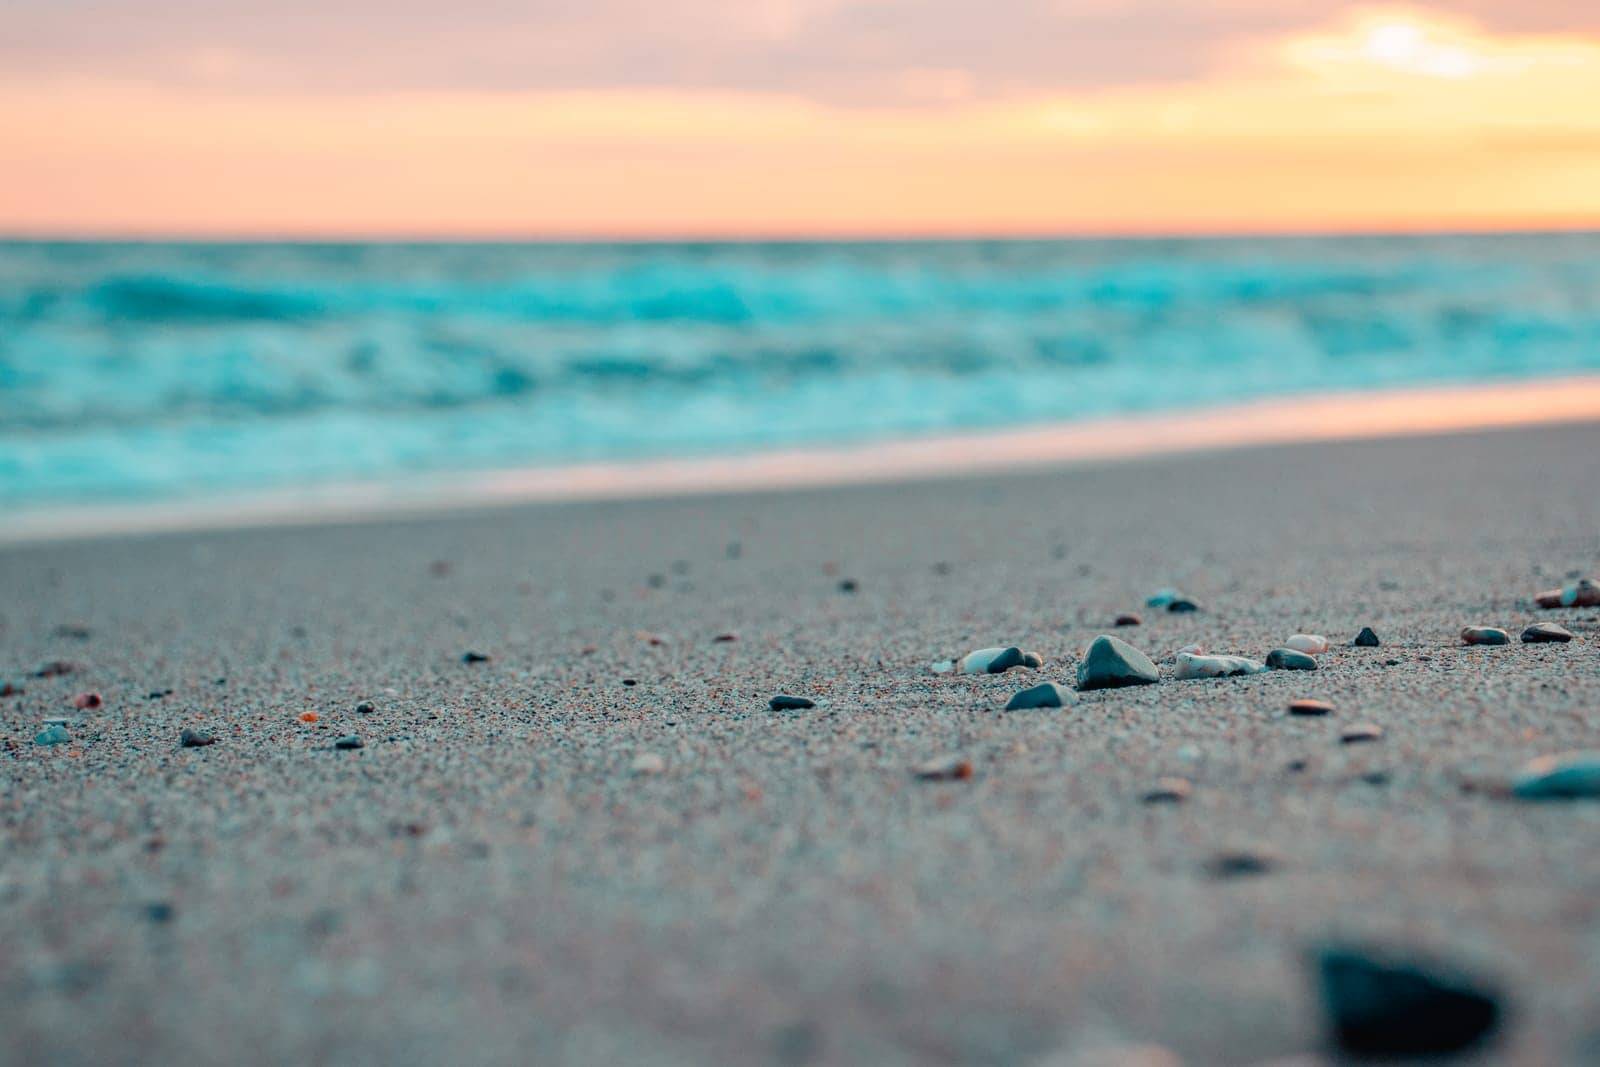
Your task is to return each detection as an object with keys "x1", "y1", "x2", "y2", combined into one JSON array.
[
  {"x1": 713, "y1": 632, "x2": 738, "y2": 643},
  {"x1": 74, "y1": 692, "x2": 103, "y2": 710},
  {"x1": 1341, "y1": 723, "x2": 1384, "y2": 743},
  {"x1": 299, "y1": 712, "x2": 319, "y2": 723},
  {"x1": 912, "y1": 755, "x2": 974, "y2": 781},
  {"x1": 1289, "y1": 699, "x2": 1333, "y2": 716}
]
